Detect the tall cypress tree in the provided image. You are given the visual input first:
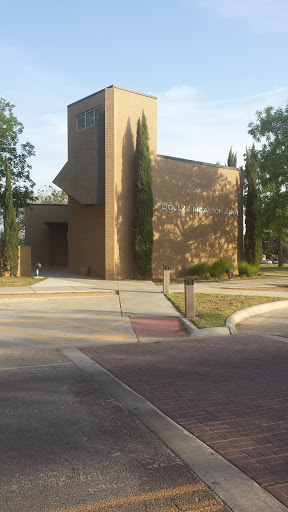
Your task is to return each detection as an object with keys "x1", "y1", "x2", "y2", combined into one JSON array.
[
  {"x1": 2, "y1": 158, "x2": 19, "y2": 275},
  {"x1": 133, "y1": 111, "x2": 153, "y2": 278},
  {"x1": 227, "y1": 147, "x2": 237, "y2": 167},
  {"x1": 244, "y1": 144, "x2": 262, "y2": 265}
]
